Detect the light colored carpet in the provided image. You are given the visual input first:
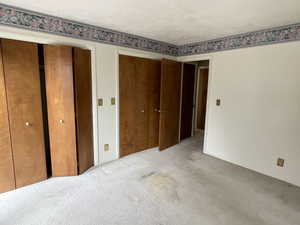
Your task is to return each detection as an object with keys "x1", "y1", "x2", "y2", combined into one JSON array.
[{"x1": 1, "y1": 134, "x2": 300, "y2": 225}]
